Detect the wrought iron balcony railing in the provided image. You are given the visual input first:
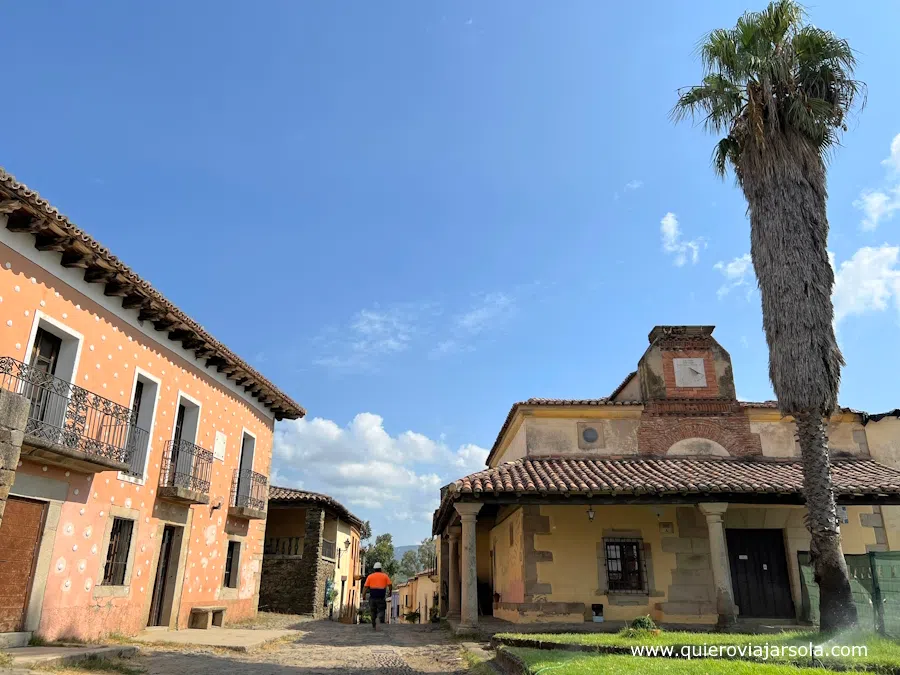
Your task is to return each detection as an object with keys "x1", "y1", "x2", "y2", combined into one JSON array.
[
  {"x1": 230, "y1": 468, "x2": 268, "y2": 512},
  {"x1": 160, "y1": 438, "x2": 213, "y2": 494},
  {"x1": 0, "y1": 356, "x2": 148, "y2": 469}
]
